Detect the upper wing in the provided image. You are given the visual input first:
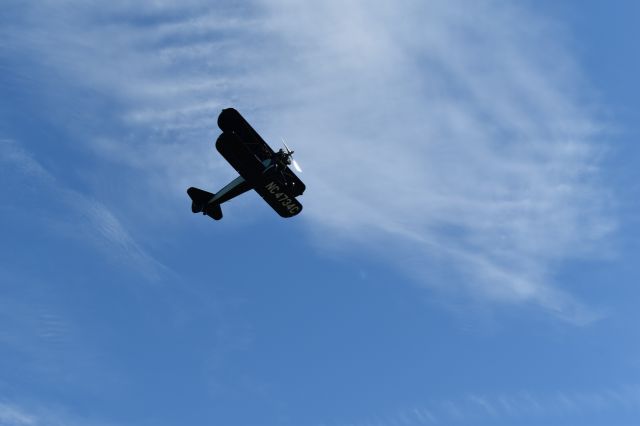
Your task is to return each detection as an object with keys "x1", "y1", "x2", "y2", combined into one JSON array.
[
  {"x1": 217, "y1": 108, "x2": 274, "y2": 162},
  {"x1": 216, "y1": 132, "x2": 265, "y2": 182}
]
